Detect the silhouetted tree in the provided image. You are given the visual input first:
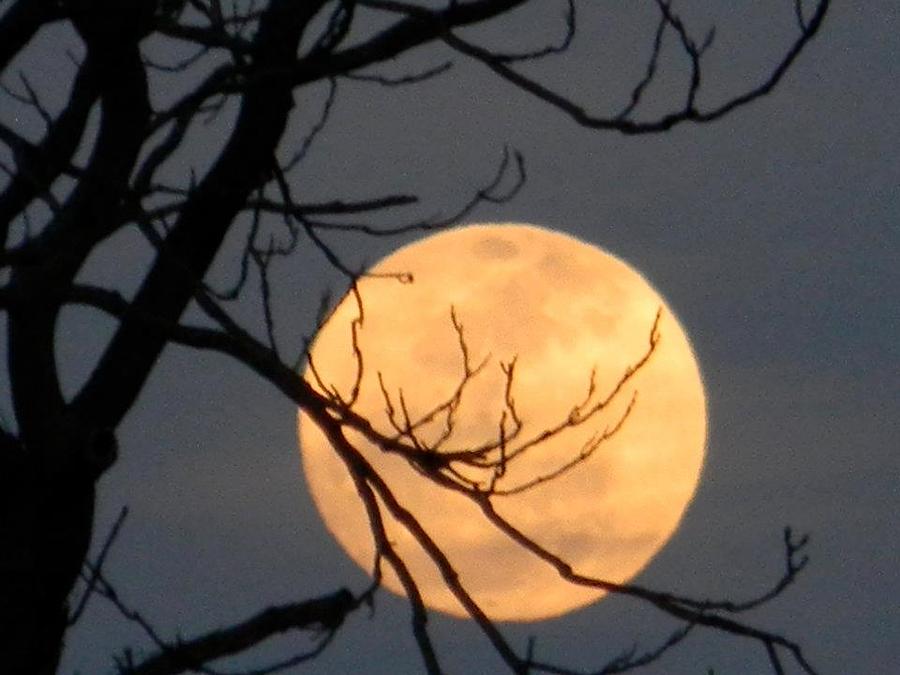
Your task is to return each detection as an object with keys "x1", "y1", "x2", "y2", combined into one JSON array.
[{"x1": 0, "y1": 1, "x2": 829, "y2": 674}]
